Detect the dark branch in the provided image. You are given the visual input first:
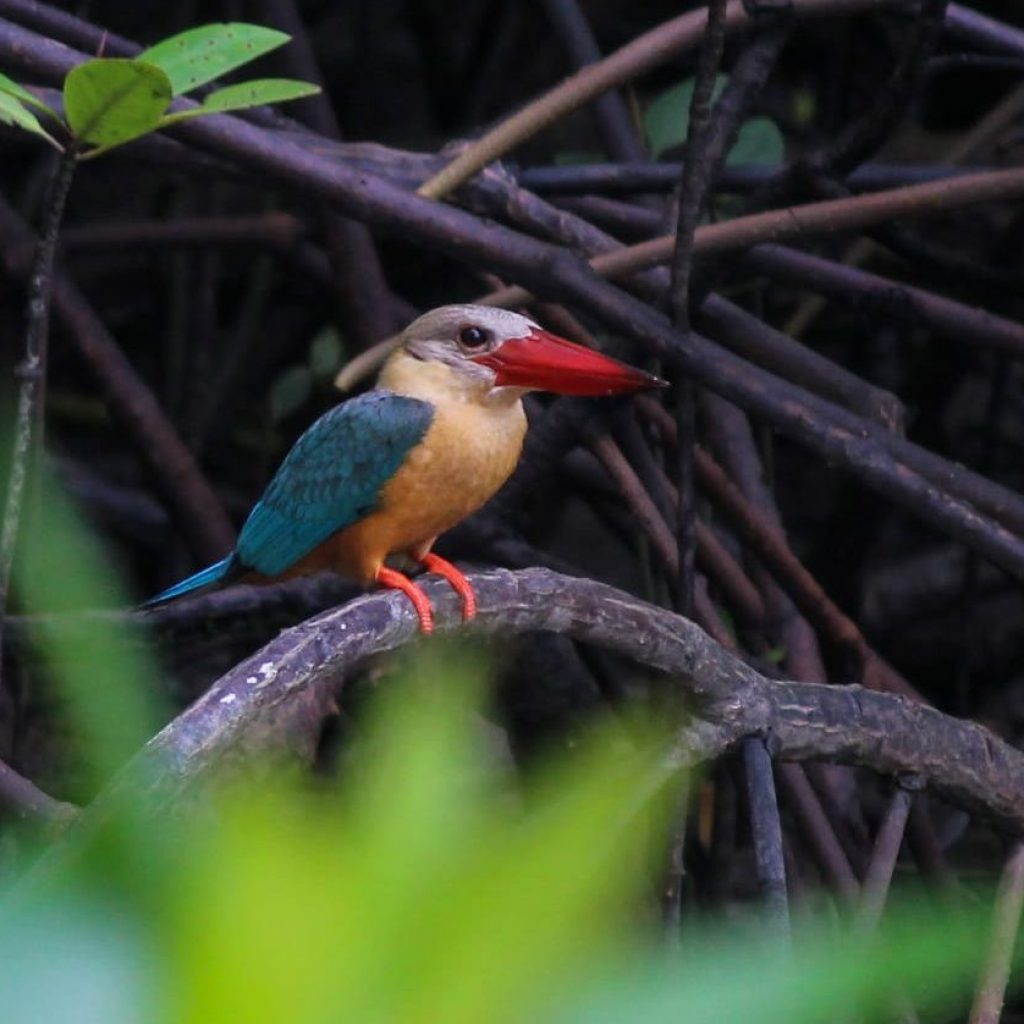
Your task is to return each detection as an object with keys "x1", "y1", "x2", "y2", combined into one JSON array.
[{"x1": 88, "y1": 569, "x2": 1024, "y2": 839}]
